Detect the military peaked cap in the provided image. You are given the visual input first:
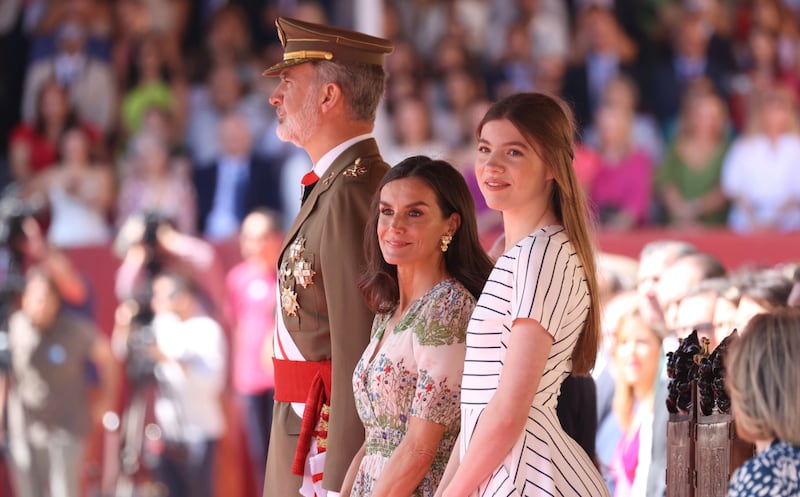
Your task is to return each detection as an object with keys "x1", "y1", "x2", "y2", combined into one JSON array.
[{"x1": 262, "y1": 17, "x2": 393, "y2": 76}]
